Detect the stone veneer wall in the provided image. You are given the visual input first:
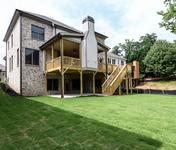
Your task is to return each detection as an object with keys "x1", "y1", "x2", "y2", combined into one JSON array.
[
  {"x1": 21, "y1": 16, "x2": 54, "y2": 96},
  {"x1": 6, "y1": 17, "x2": 21, "y2": 94}
]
